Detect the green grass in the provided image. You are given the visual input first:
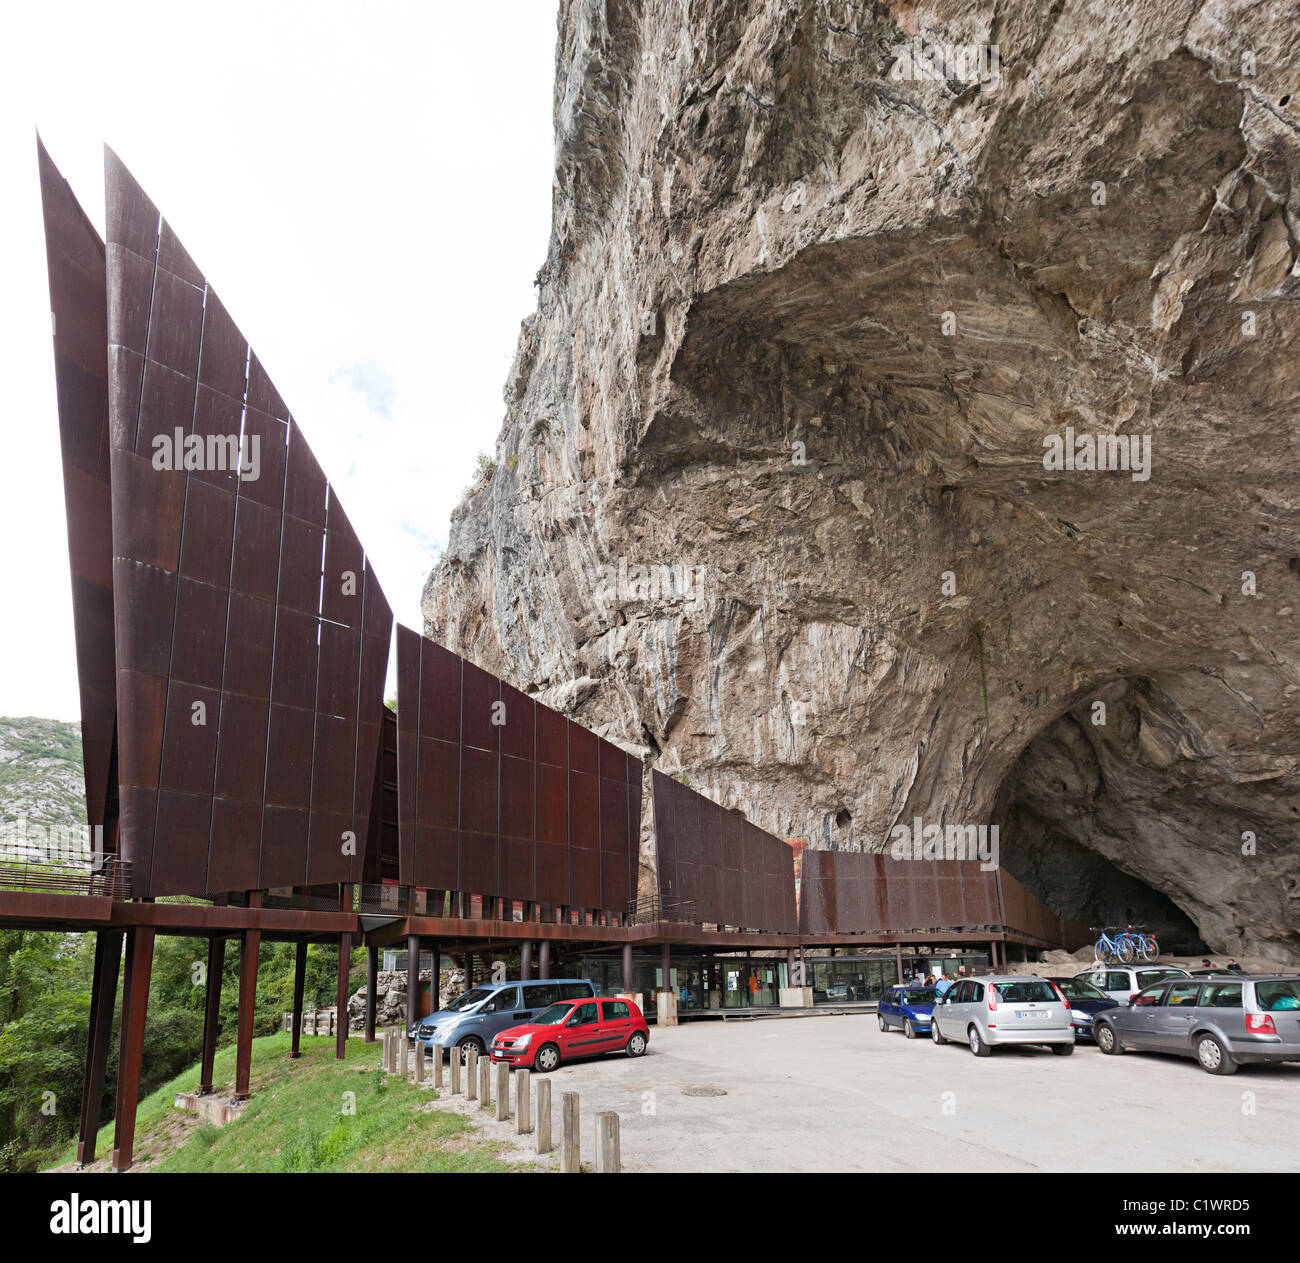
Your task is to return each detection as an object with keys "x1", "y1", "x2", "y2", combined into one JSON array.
[{"x1": 48, "y1": 1032, "x2": 533, "y2": 1174}]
